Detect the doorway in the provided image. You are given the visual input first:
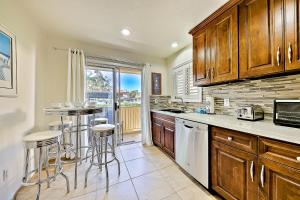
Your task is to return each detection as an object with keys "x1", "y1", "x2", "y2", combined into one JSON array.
[
  {"x1": 85, "y1": 65, "x2": 142, "y2": 145},
  {"x1": 119, "y1": 67, "x2": 142, "y2": 144}
]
